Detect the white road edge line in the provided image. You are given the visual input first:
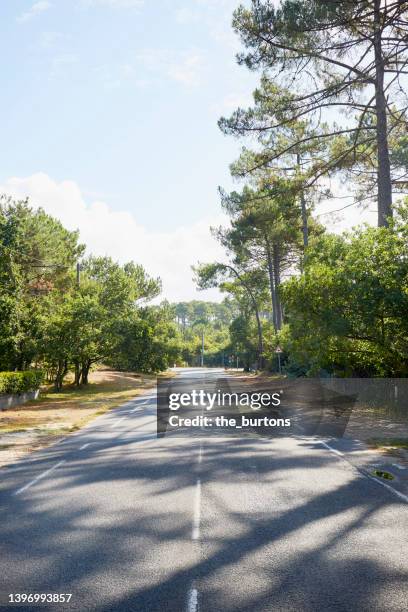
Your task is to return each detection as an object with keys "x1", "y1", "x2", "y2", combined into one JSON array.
[
  {"x1": 320, "y1": 441, "x2": 408, "y2": 504},
  {"x1": 392, "y1": 463, "x2": 407, "y2": 470},
  {"x1": 14, "y1": 460, "x2": 66, "y2": 496},
  {"x1": 5, "y1": 391, "x2": 155, "y2": 471},
  {"x1": 364, "y1": 471, "x2": 408, "y2": 503},
  {"x1": 187, "y1": 587, "x2": 199, "y2": 612},
  {"x1": 320, "y1": 441, "x2": 345, "y2": 457},
  {"x1": 112, "y1": 416, "x2": 126, "y2": 428},
  {"x1": 192, "y1": 478, "x2": 201, "y2": 541},
  {"x1": 79, "y1": 443, "x2": 91, "y2": 450}
]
